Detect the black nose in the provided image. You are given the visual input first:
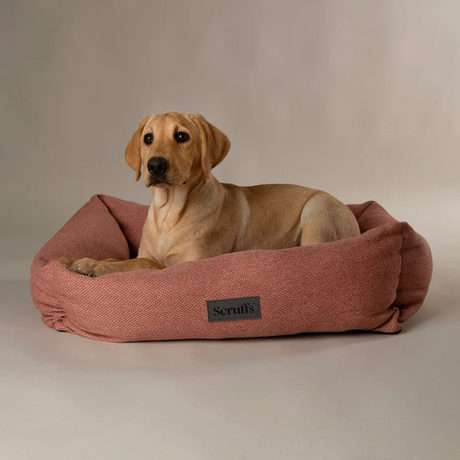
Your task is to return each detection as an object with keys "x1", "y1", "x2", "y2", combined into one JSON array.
[{"x1": 147, "y1": 157, "x2": 169, "y2": 176}]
